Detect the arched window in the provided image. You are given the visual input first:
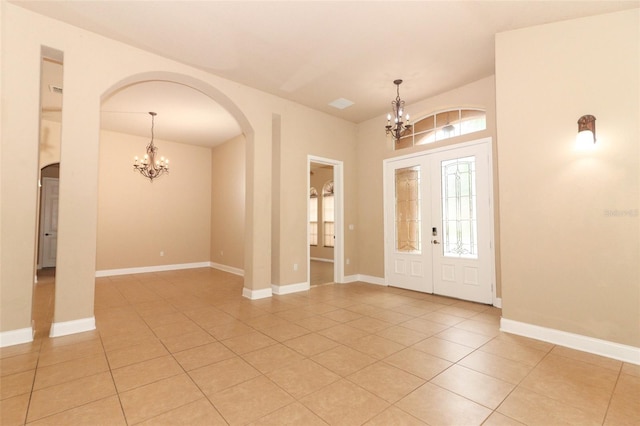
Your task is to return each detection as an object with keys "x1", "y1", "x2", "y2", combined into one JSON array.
[
  {"x1": 396, "y1": 108, "x2": 486, "y2": 150},
  {"x1": 309, "y1": 187, "x2": 318, "y2": 246},
  {"x1": 322, "y1": 181, "x2": 334, "y2": 248}
]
